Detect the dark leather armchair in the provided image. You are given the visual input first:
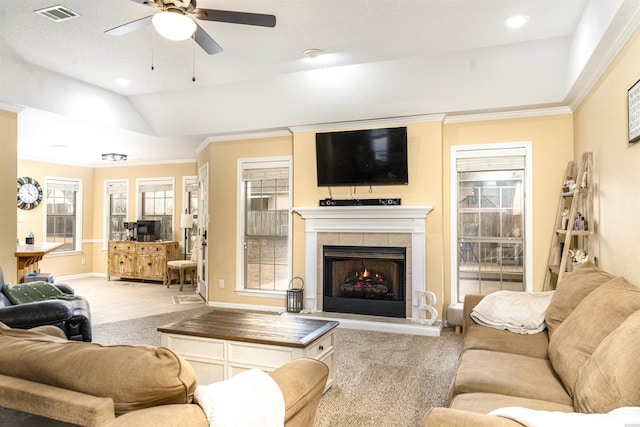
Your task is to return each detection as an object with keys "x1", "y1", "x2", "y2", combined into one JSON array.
[{"x1": 0, "y1": 268, "x2": 92, "y2": 341}]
